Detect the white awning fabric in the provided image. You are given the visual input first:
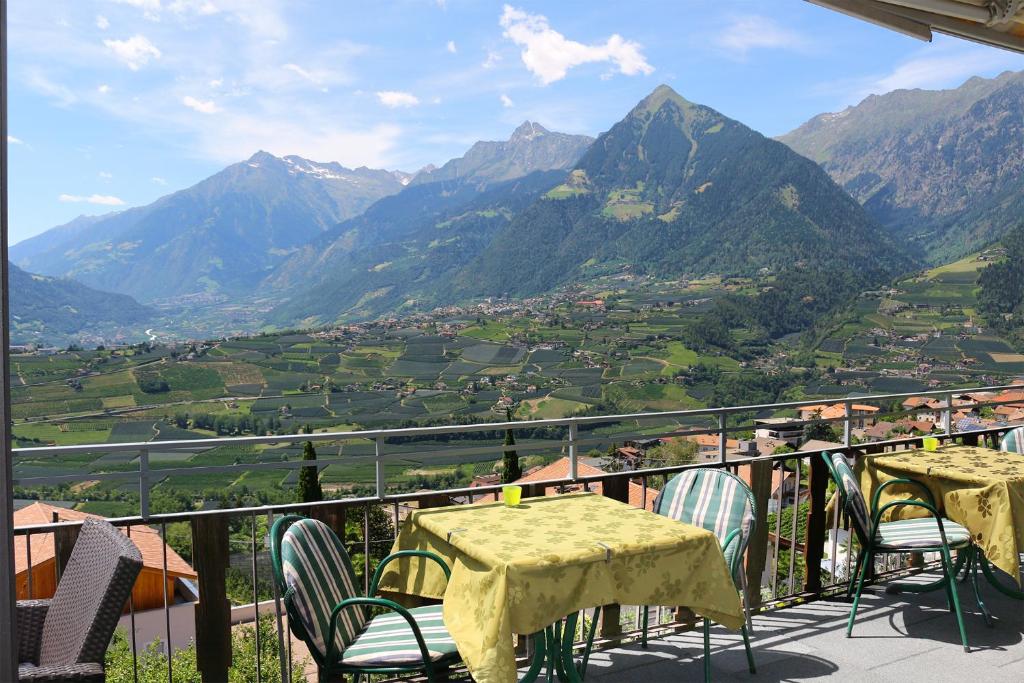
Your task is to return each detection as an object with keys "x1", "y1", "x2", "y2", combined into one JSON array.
[{"x1": 808, "y1": 0, "x2": 1024, "y2": 53}]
